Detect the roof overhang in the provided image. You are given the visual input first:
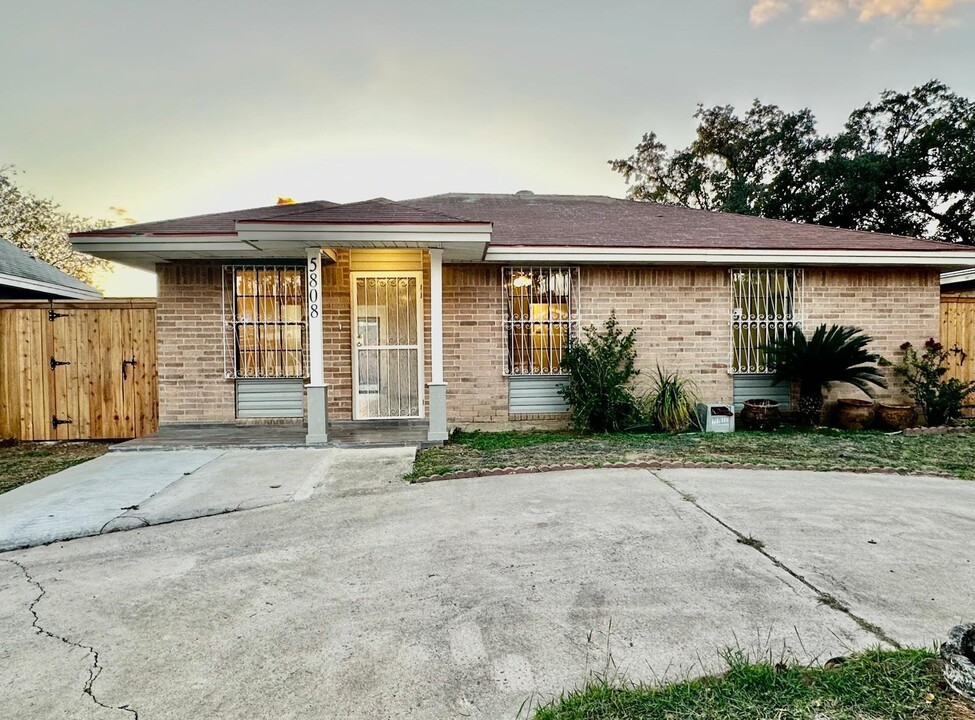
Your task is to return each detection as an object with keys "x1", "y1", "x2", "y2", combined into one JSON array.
[
  {"x1": 71, "y1": 223, "x2": 492, "y2": 270},
  {"x1": 484, "y1": 246, "x2": 975, "y2": 268},
  {"x1": 0, "y1": 271, "x2": 102, "y2": 300},
  {"x1": 941, "y1": 268, "x2": 975, "y2": 285}
]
